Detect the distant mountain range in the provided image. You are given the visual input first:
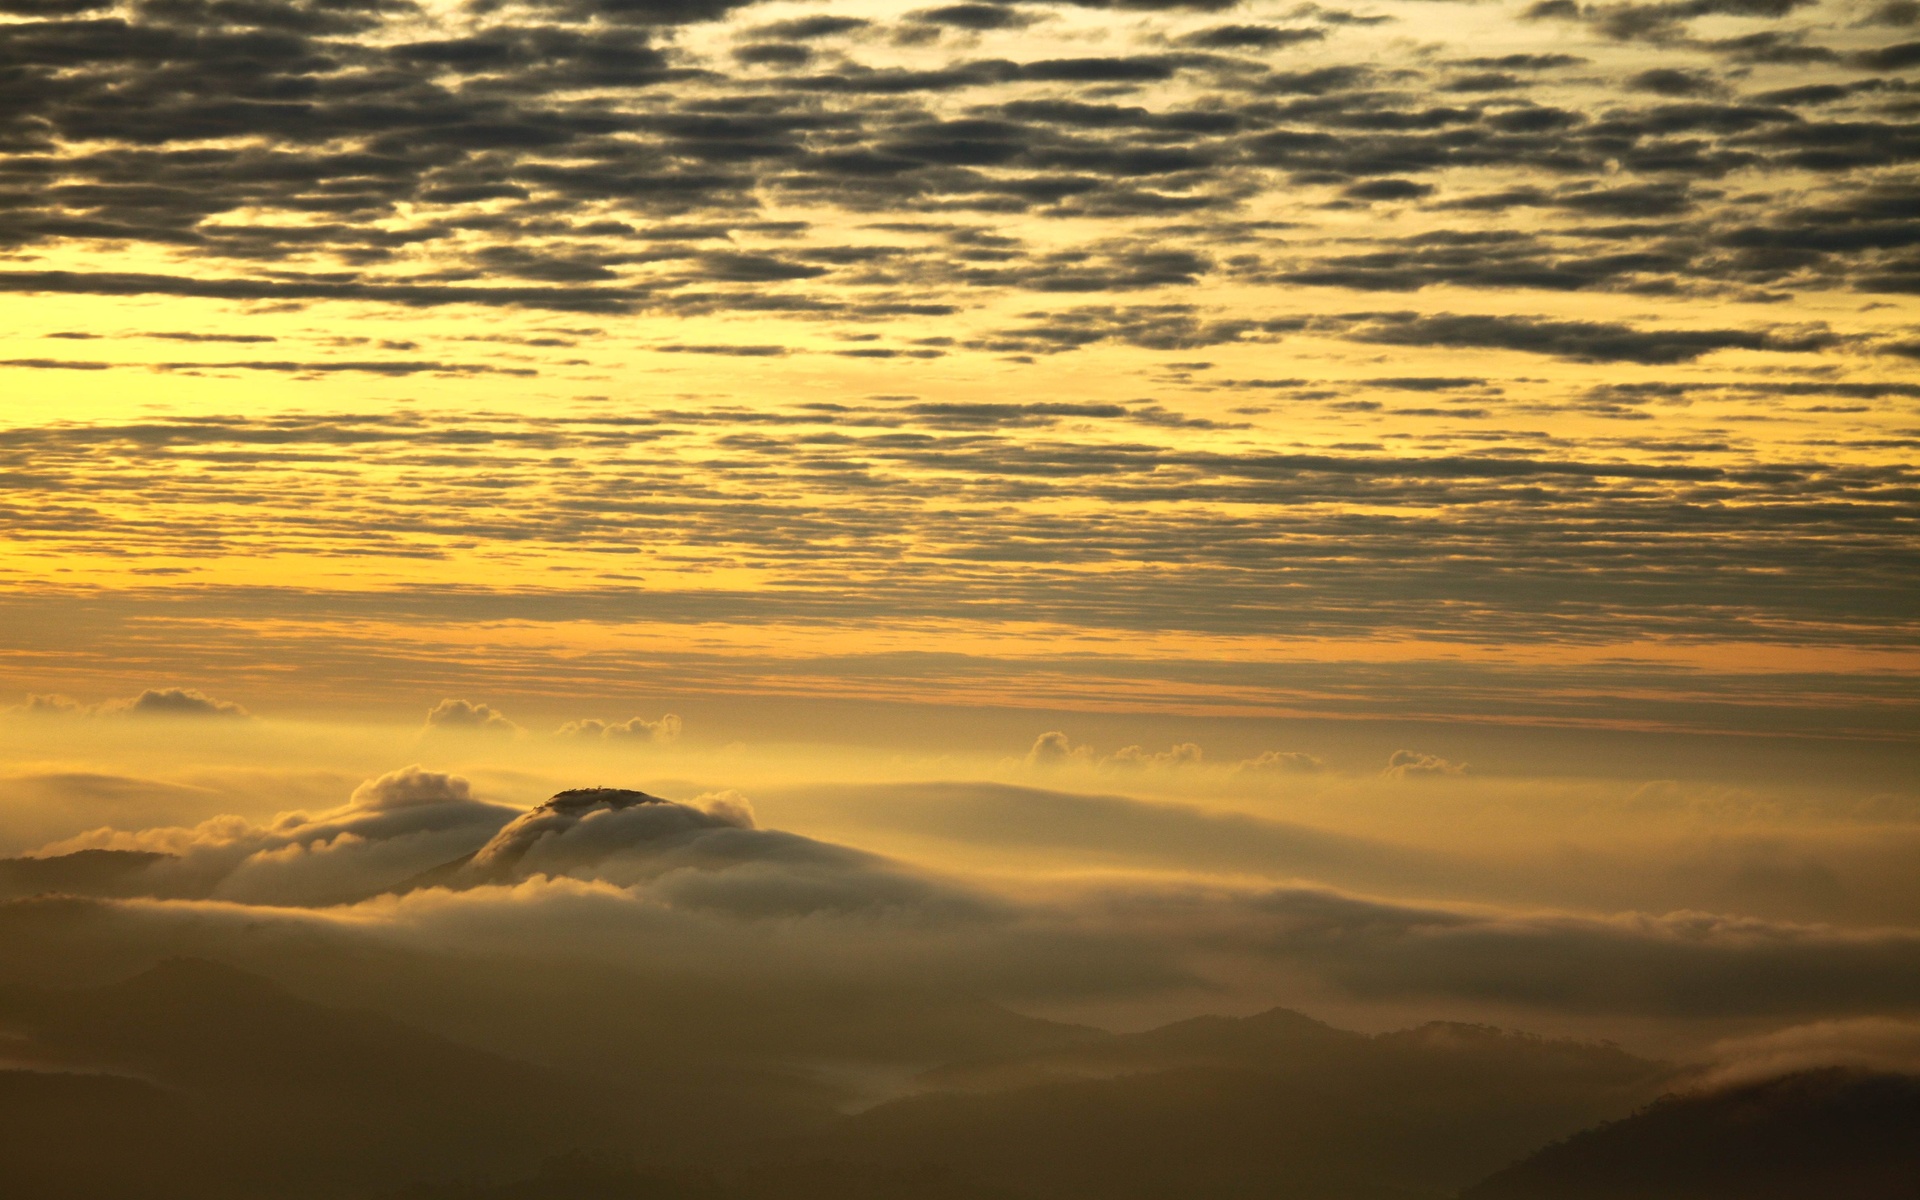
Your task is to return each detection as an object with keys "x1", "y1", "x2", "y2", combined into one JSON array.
[{"x1": 796, "y1": 1005, "x2": 1669, "y2": 1200}]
